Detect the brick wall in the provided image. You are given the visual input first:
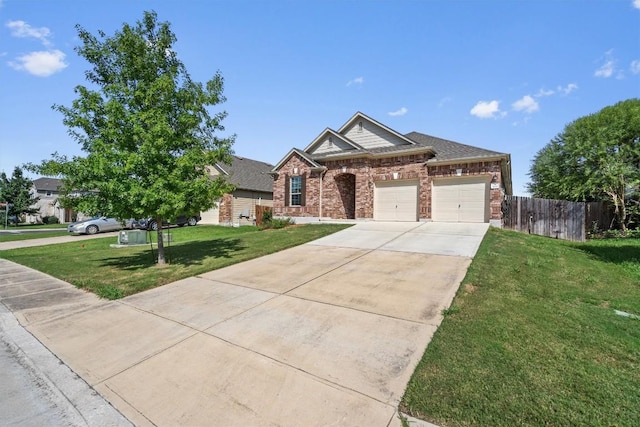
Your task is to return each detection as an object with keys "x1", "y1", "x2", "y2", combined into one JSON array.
[
  {"x1": 218, "y1": 193, "x2": 233, "y2": 223},
  {"x1": 272, "y1": 154, "x2": 320, "y2": 217},
  {"x1": 273, "y1": 153, "x2": 505, "y2": 222},
  {"x1": 427, "y1": 161, "x2": 503, "y2": 221}
]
